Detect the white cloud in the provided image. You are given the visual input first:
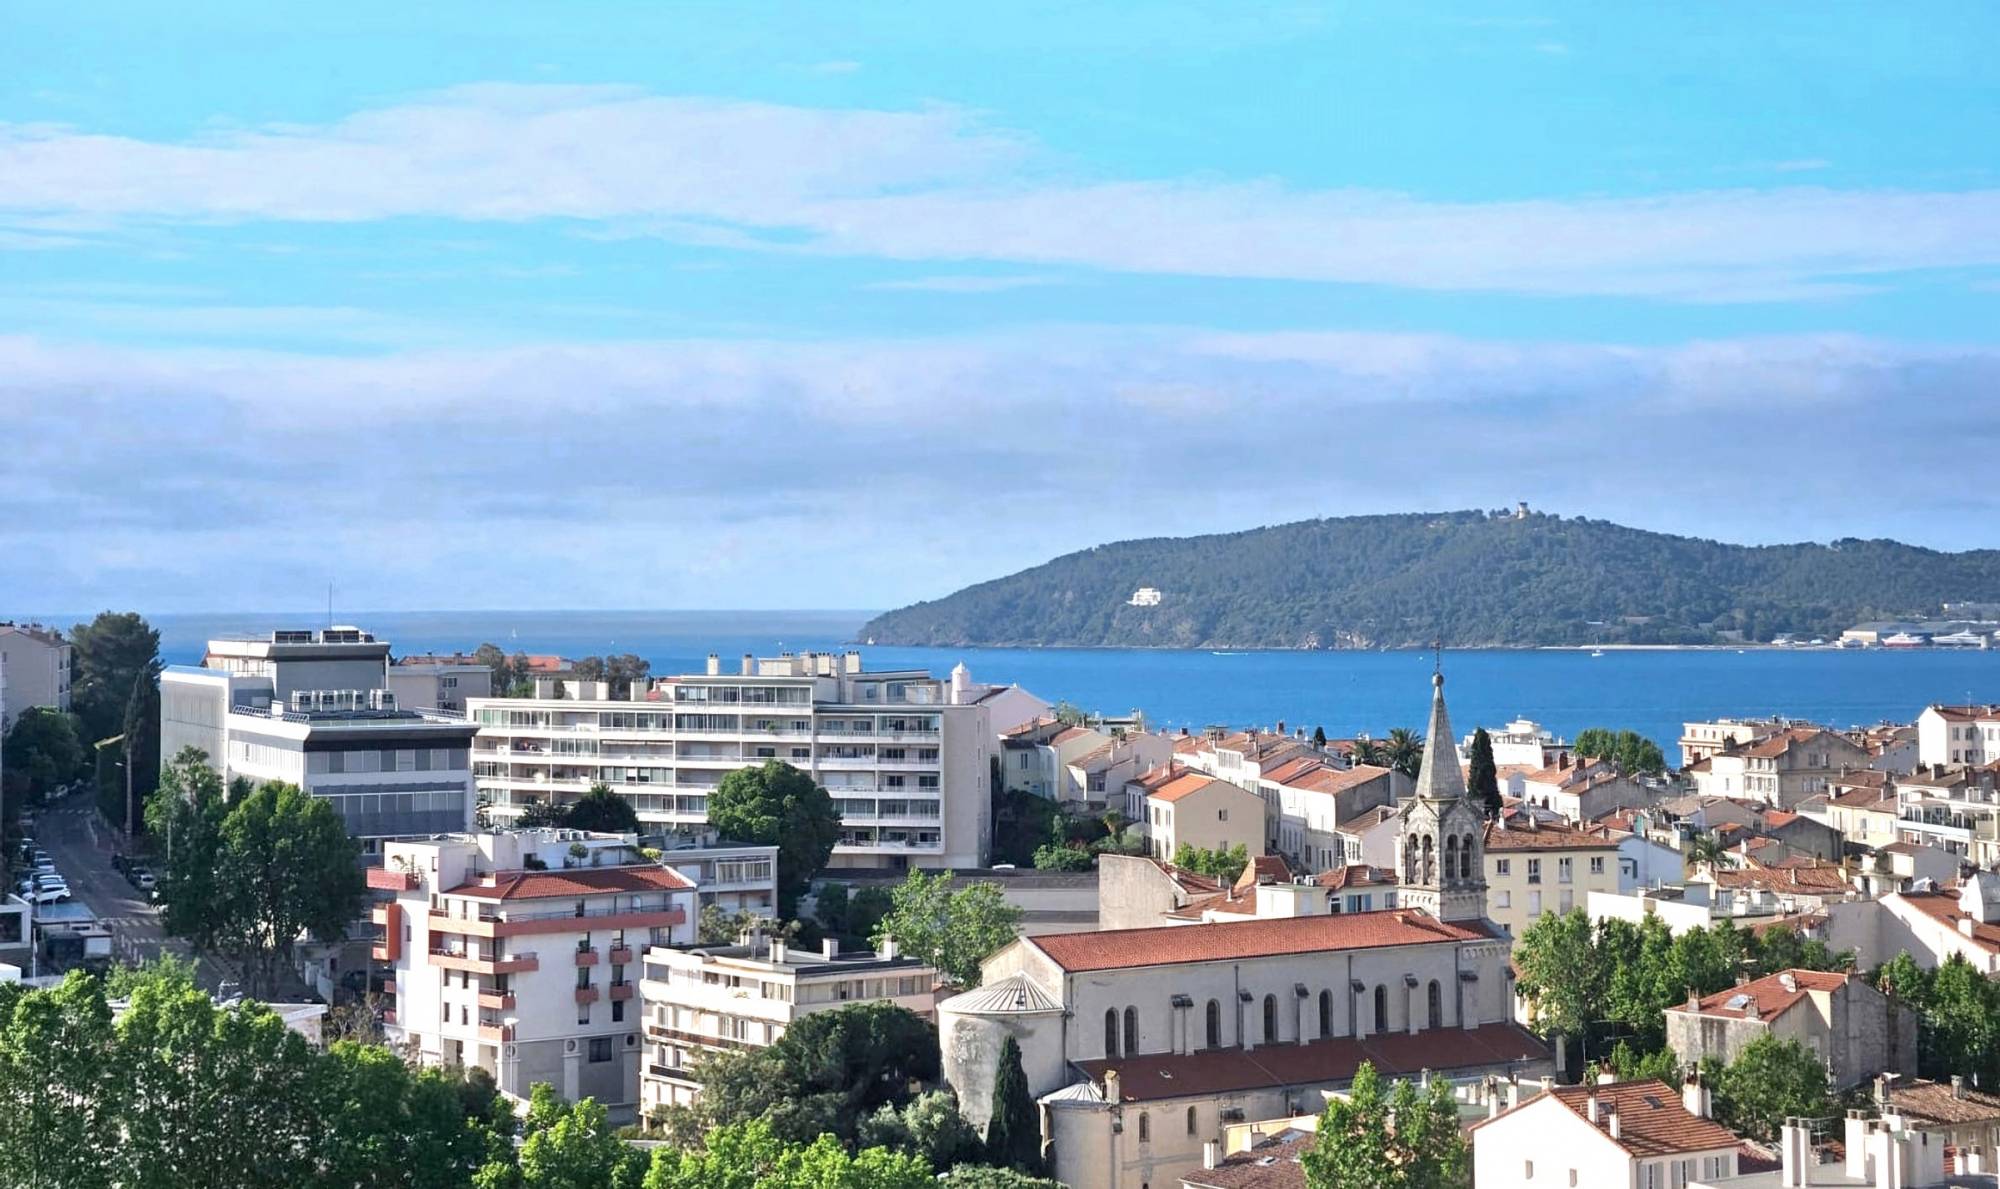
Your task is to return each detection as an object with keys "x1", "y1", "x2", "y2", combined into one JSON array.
[
  {"x1": 863, "y1": 274, "x2": 1061, "y2": 293},
  {"x1": 3, "y1": 84, "x2": 1999, "y2": 300},
  {"x1": 4, "y1": 327, "x2": 1999, "y2": 610}
]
